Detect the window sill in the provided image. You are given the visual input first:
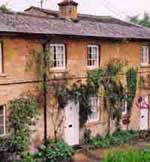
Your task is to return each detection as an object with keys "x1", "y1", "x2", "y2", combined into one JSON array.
[
  {"x1": 86, "y1": 120, "x2": 100, "y2": 126},
  {"x1": 87, "y1": 66, "x2": 99, "y2": 70},
  {"x1": 140, "y1": 65, "x2": 150, "y2": 68},
  {"x1": 0, "y1": 73, "x2": 7, "y2": 77},
  {"x1": 49, "y1": 68, "x2": 67, "y2": 73}
]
